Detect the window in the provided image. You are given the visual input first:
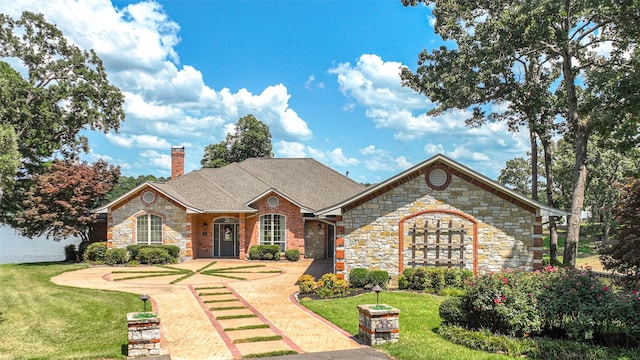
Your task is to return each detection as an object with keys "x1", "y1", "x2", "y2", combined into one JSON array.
[
  {"x1": 260, "y1": 214, "x2": 285, "y2": 251},
  {"x1": 136, "y1": 214, "x2": 163, "y2": 245}
]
